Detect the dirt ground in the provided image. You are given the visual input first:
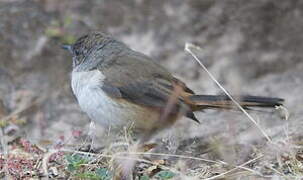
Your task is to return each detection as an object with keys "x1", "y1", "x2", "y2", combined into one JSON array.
[{"x1": 0, "y1": 0, "x2": 303, "y2": 179}]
